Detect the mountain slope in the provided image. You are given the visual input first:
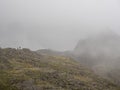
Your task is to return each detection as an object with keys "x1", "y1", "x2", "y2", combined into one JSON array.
[{"x1": 0, "y1": 48, "x2": 119, "y2": 90}]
